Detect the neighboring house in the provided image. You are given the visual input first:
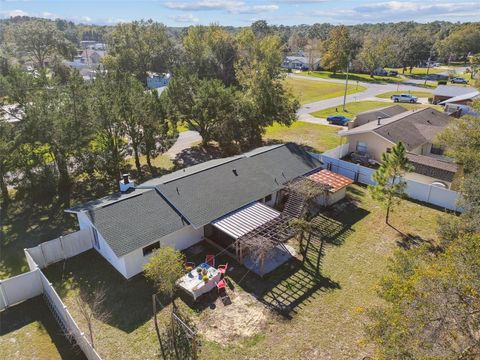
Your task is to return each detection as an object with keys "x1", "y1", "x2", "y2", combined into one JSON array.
[
  {"x1": 432, "y1": 85, "x2": 477, "y2": 104},
  {"x1": 282, "y1": 56, "x2": 320, "y2": 71},
  {"x1": 146, "y1": 72, "x2": 171, "y2": 89},
  {"x1": 440, "y1": 90, "x2": 479, "y2": 117},
  {"x1": 339, "y1": 107, "x2": 458, "y2": 188},
  {"x1": 67, "y1": 143, "x2": 353, "y2": 279}
]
